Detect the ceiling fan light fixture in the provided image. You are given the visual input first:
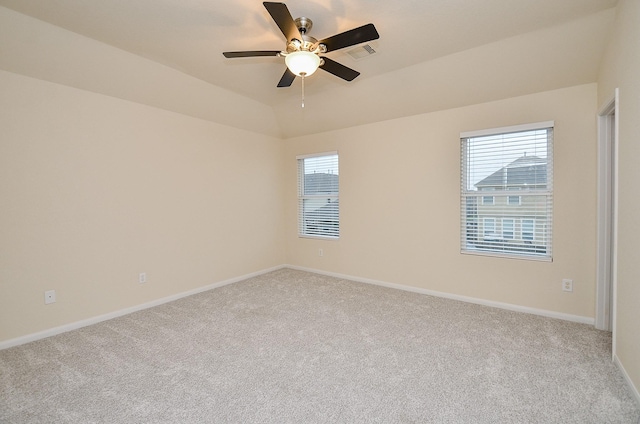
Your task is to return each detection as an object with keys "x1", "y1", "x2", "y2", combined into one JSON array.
[{"x1": 285, "y1": 51, "x2": 321, "y2": 77}]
